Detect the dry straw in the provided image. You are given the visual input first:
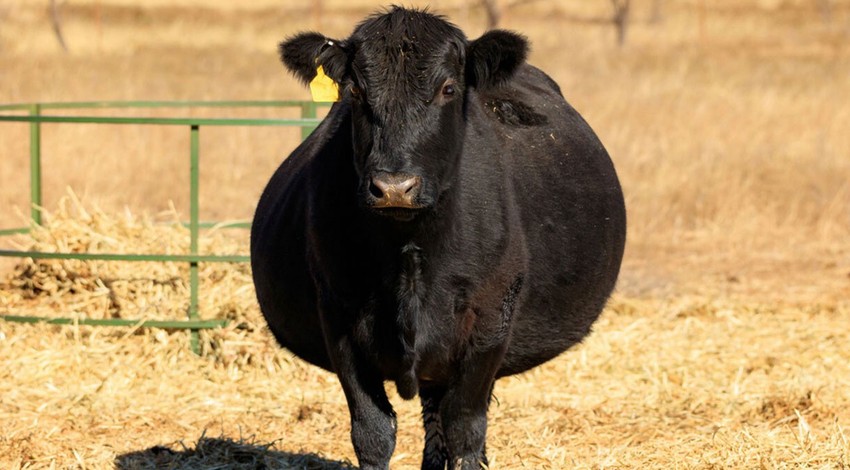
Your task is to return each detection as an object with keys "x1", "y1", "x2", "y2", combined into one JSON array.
[{"x1": 1, "y1": 195, "x2": 848, "y2": 469}]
